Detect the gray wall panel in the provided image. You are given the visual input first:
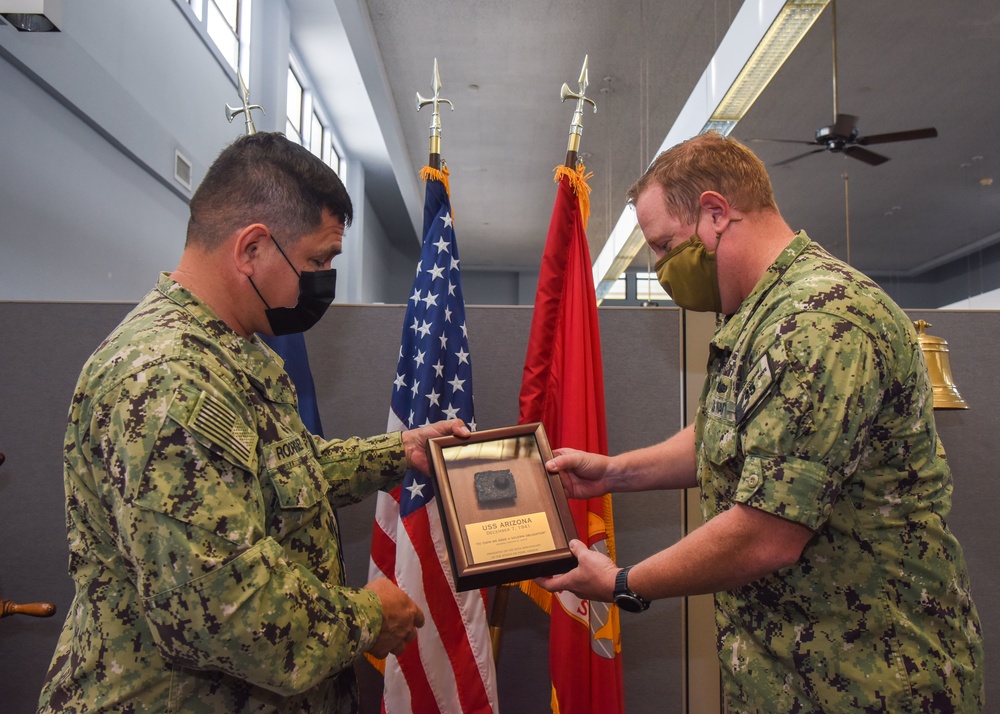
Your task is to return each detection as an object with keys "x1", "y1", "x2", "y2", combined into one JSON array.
[
  {"x1": 908, "y1": 310, "x2": 999, "y2": 684},
  {"x1": 0, "y1": 302, "x2": 684, "y2": 713},
  {"x1": 307, "y1": 304, "x2": 684, "y2": 713},
  {"x1": 0, "y1": 302, "x2": 133, "y2": 711}
]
